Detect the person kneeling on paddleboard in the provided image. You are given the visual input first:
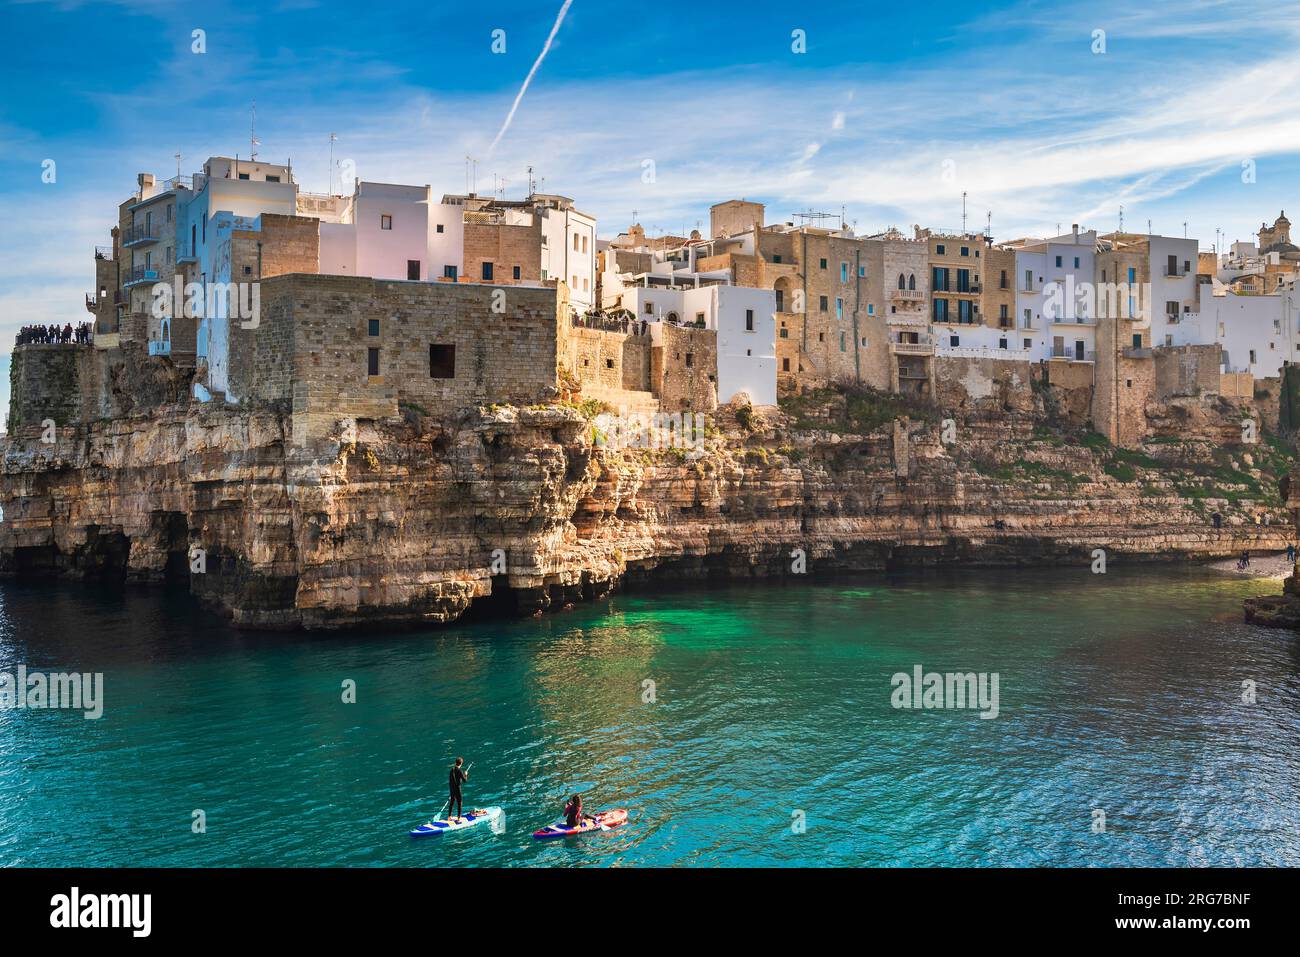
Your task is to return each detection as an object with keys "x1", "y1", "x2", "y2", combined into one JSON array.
[
  {"x1": 448, "y1": 757, "x2": 469, "y2": 821},
  {"x1": 564, "y1": 794, "x2": 597, "y2": 828}
]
